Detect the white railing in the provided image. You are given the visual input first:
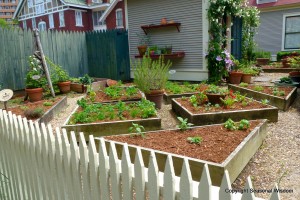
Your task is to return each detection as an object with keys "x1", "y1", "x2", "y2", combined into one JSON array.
[{"x1": 0, "y1": 109, "x2": 280, "y2": 200}]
